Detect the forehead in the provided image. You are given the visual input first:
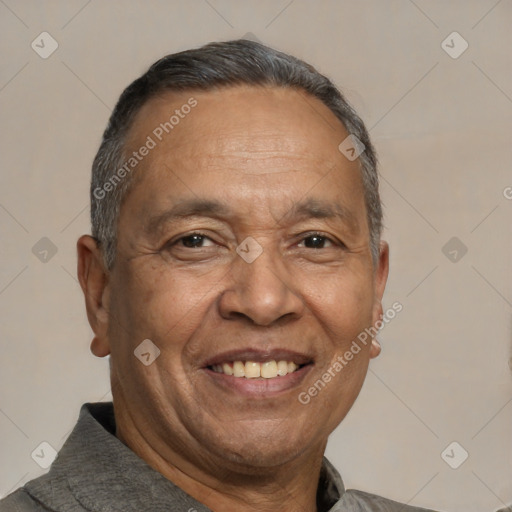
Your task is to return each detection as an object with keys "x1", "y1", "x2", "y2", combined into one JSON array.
[
  {"x1": 121, "y1": 85, "x2": 366, "y2": 226},
  {"x1": 126, "y1": 85, "x2": 350, "y2": 166}
]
